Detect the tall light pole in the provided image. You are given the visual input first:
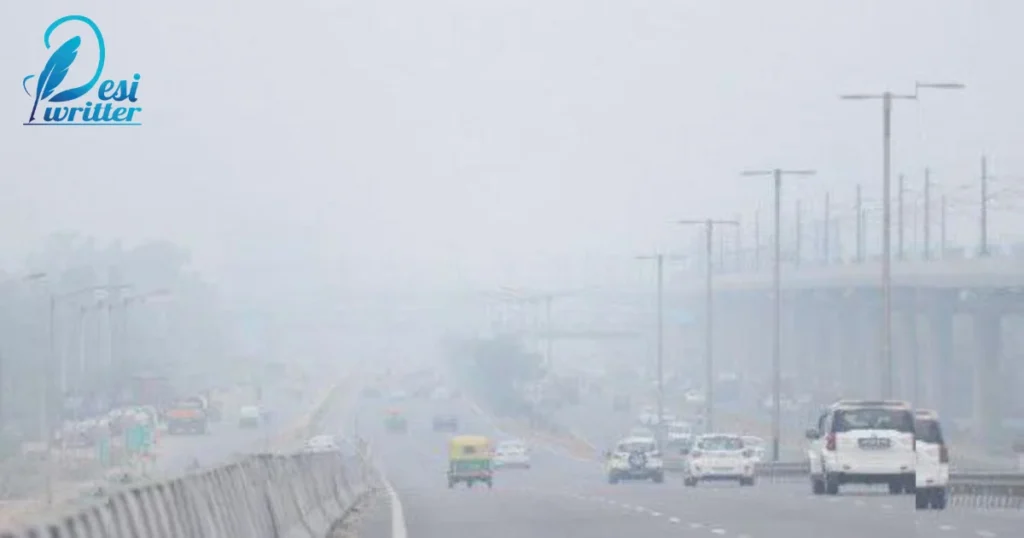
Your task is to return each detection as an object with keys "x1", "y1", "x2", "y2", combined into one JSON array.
[
  {"x1": 678, "y1": 219, "x2": 738, "y2": 433},
  {"x1": 898, "y1": 173, "x2": 906, "y2": 260},
  {"x1": 636, "y1": 254, "x2": 665, "y2": 445},
  {"x1": 741, "y1": 168, "x2": 816, "y2": 462},
  {"x1": 840, "y1": 80, "x2": 965, "y2": 398},
  {"x1": 823, "y1": 192, "x2": 831, "y2": 265},
  {"x1": 855, "y1": 184, "x2": 864, "y2": 263}
]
